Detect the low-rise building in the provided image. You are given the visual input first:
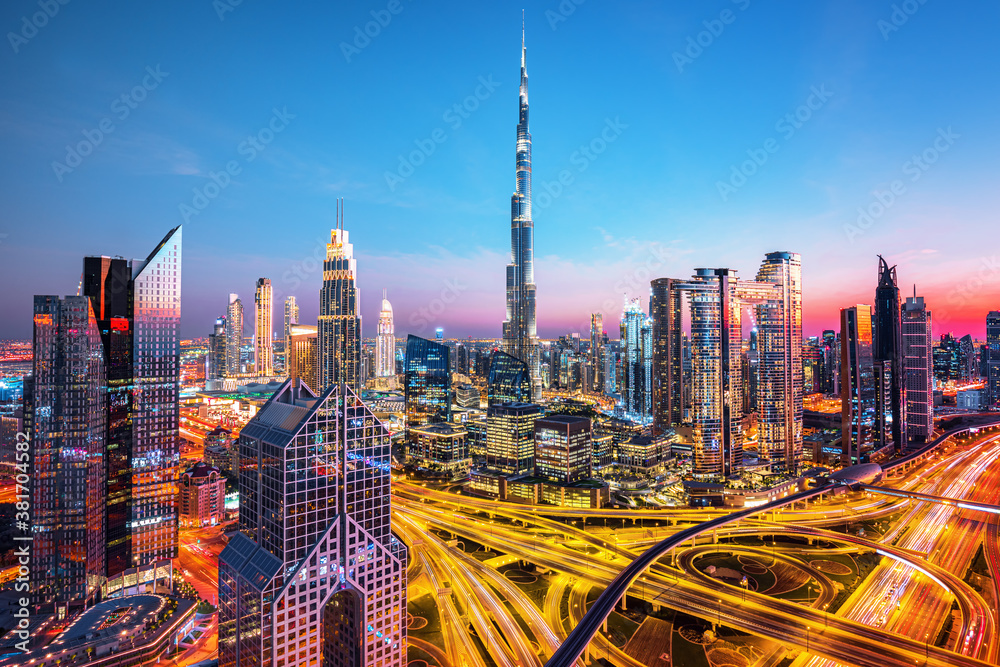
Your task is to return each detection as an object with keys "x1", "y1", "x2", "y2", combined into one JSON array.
[
  {"x1": 408, "y1": 422, "x2": 471, "y2": 478},
  {"x1": 178, "y1": 461, "x2": 225, "y2": 528}
]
